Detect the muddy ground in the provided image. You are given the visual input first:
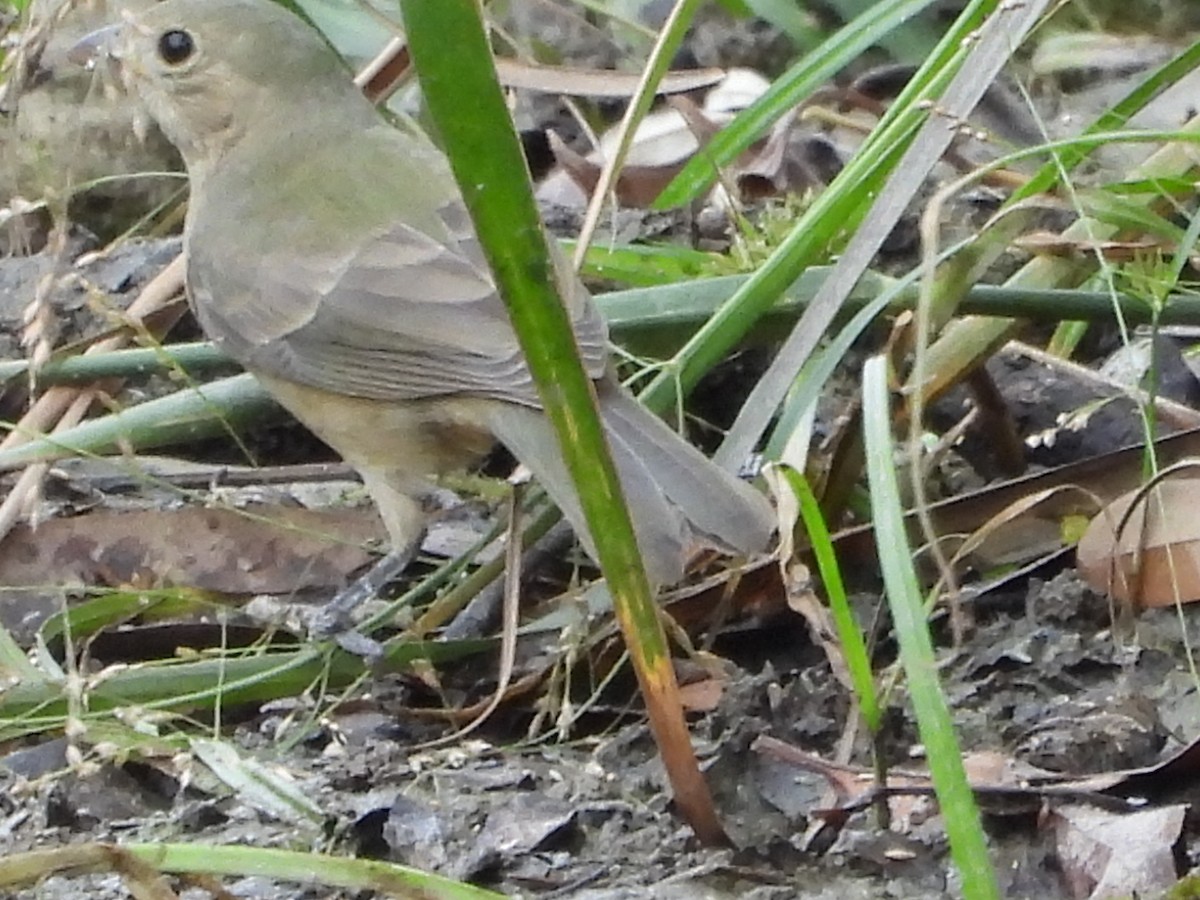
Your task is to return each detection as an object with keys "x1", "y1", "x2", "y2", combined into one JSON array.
[{"x1": 5, "y1": 1, "x2": 1200, "y2": 899}]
